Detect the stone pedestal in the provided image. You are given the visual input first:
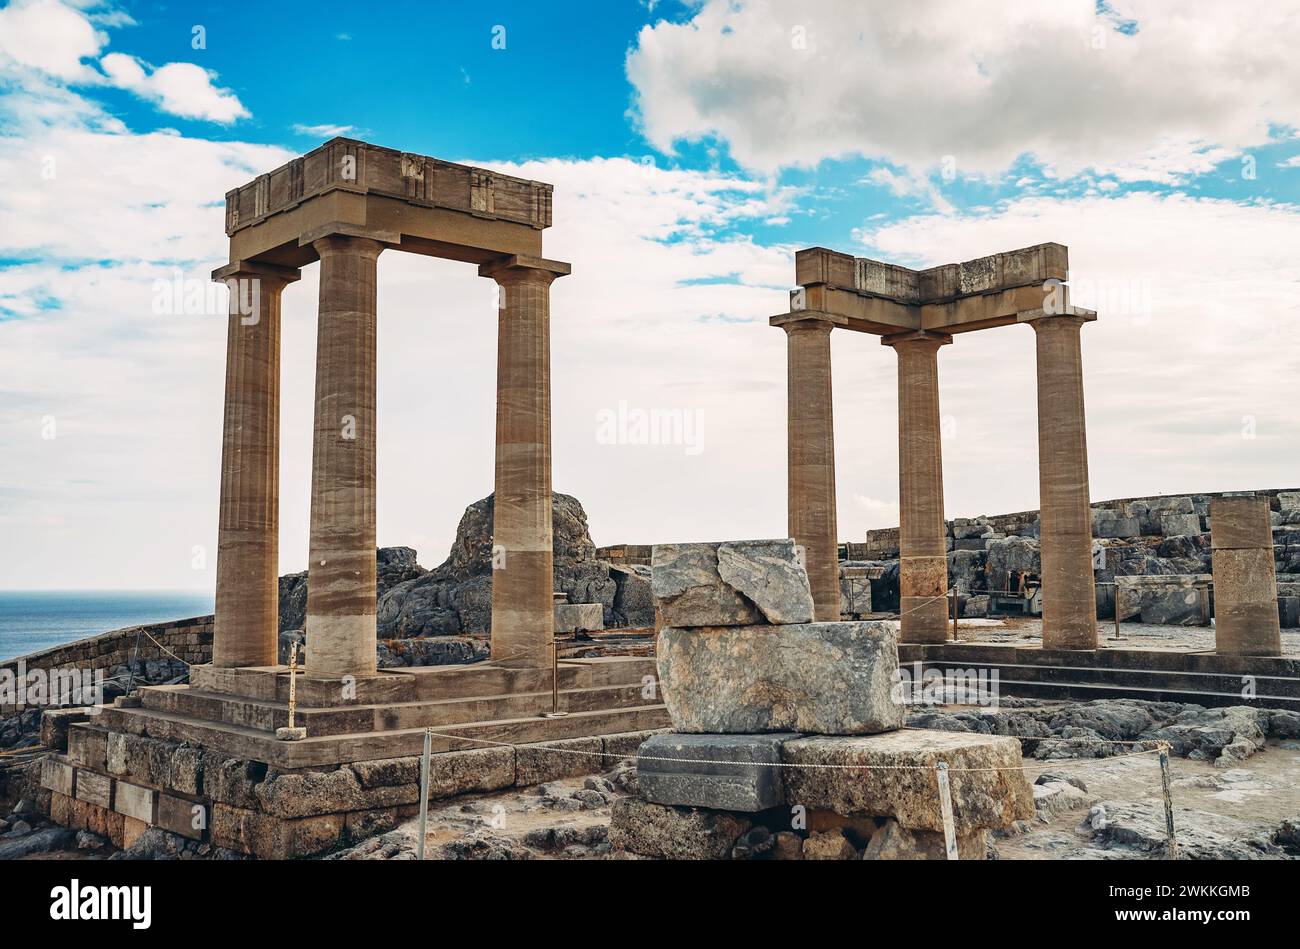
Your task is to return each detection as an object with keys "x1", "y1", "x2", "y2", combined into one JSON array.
[
  {"x1": 1031, "y1": 315, "x2": 1097, "y2": 650},
  {"x1": 305, "y1": 236, "x2": 383, "y2": 678},
  {"x1": 211, "y1": 262, "x2": 300, "y2": 668},
  {"x1": 1211, "y1": 496, "x2": 1282, "y2": 656},
  {"x1": 783, "y1": 319, "x2": 840, "y2": 622},
  {"x1": 481, "y1": 255, "x2": 571, "y2": 669},
  {"x1": 883, "y1": 332, "x2": 951, "y2": 643}
]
